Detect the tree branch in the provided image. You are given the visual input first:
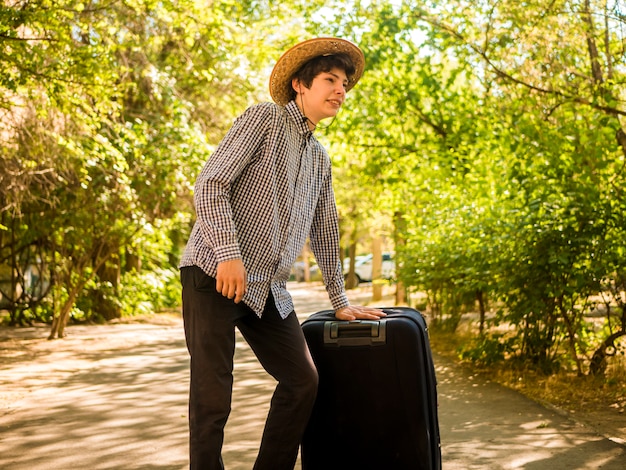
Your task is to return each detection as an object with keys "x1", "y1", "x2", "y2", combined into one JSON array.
[
  {"x1": 412, "y1": 10, "x2": 626, "y2": 118},
  {"x1": 0, "y1": 34, "x2": 55, "y2": 42}
]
